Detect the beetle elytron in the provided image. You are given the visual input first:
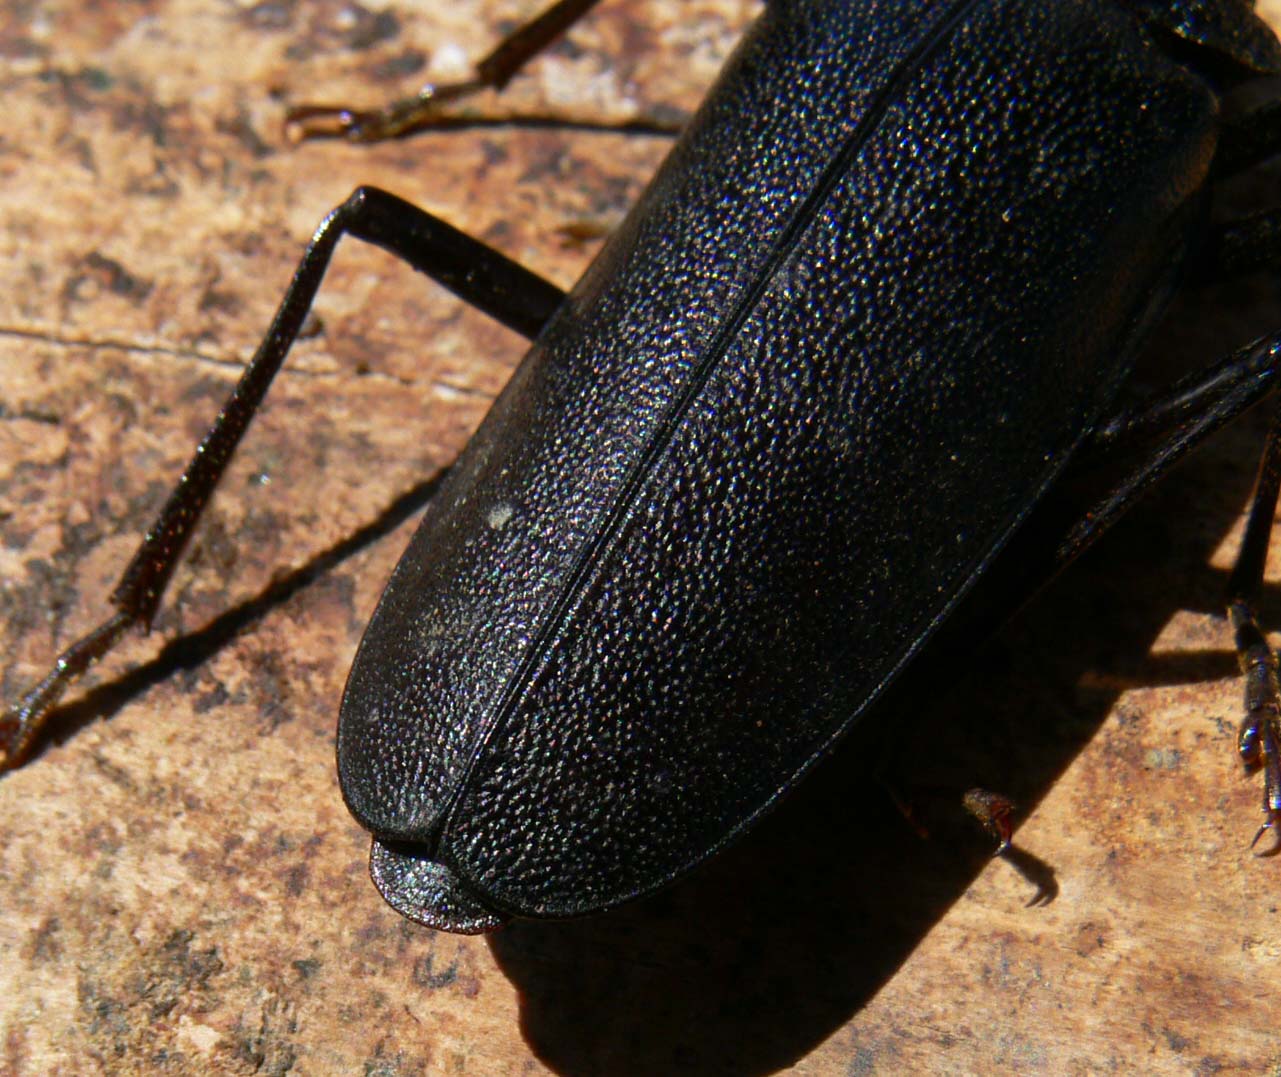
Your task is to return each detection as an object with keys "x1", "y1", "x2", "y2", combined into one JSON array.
[{"x1": 7, "y1": 0, "x2": 1281, "y2": 932}]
